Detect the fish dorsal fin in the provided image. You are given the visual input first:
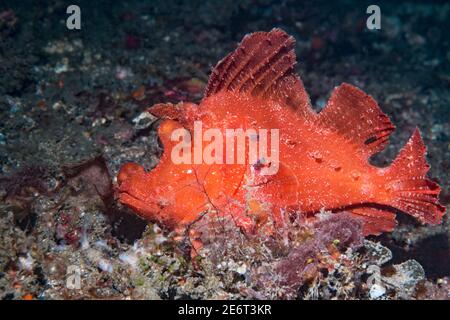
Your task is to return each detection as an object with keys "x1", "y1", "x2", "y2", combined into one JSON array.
[
  {"x1": 318, "y1": 83, "x2": 395, "y2": 158},
  {"x1": 204, "y1": 28, "x2": 314, "y2": 119}
]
